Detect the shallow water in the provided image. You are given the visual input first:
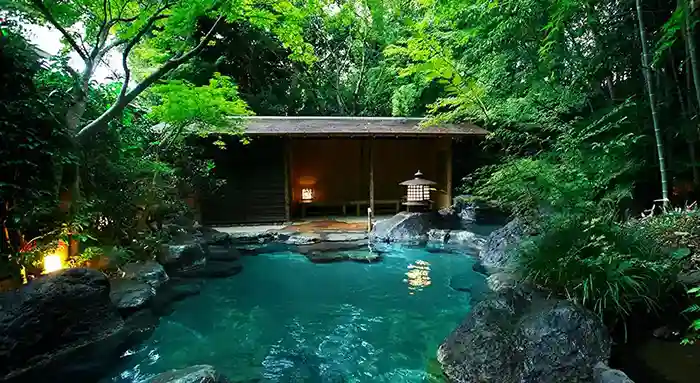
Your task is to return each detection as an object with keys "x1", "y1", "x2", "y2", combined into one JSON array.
[{"x1": 109, "y1": 245, "x2": 486, "y2": 382}]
